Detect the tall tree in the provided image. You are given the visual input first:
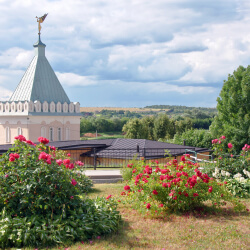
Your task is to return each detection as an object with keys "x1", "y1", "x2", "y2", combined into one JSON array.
[
  {"x1": 141, "y1": 116, "x2": 155, "y2": 140},
  {"x1": 122, "y1": 118, "x2": 145, "y2": 139},
  {"x1": 210, "y1": 65, "x2": 250, "y2": 153},
  {"x1": 153, "y1": 114, "x2": 170, "y2": 140}
]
